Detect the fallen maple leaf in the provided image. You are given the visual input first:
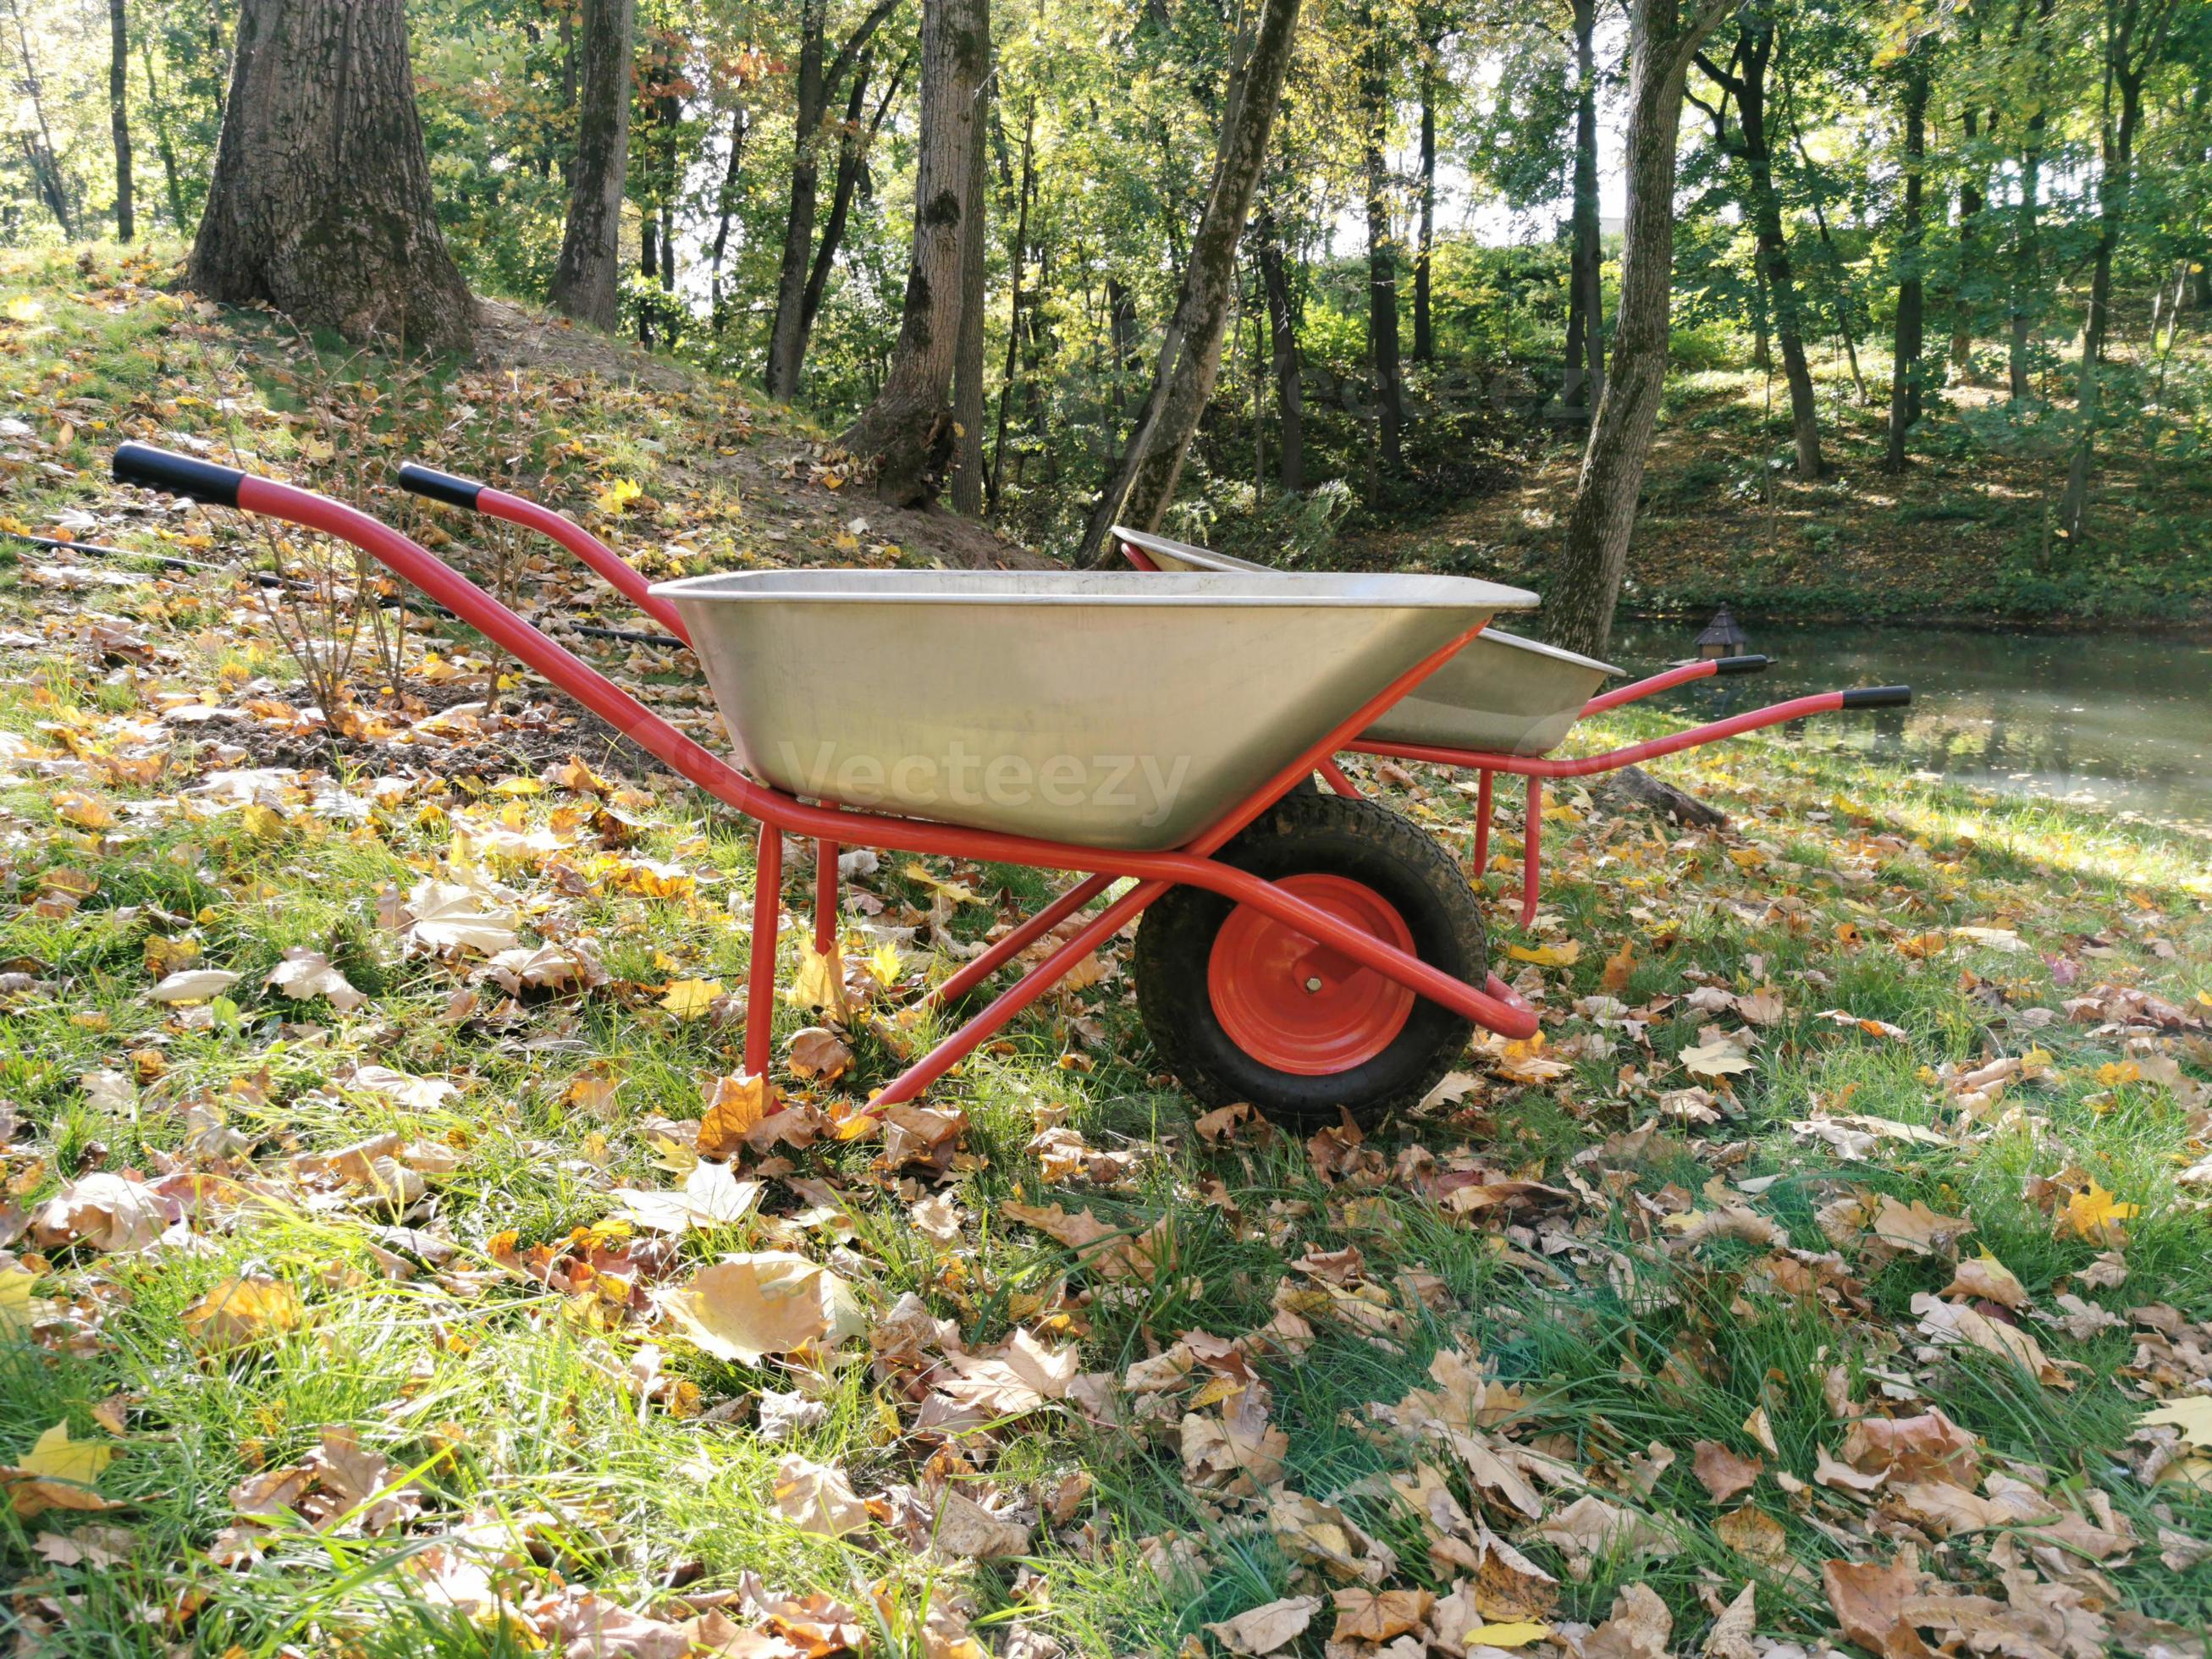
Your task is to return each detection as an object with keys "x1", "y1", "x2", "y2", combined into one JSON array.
[
  {"x1": 1911, "y1": 1292, "x2": 2070, "y2": 1388},
  {"x1": 2057, "y1": 1179, "x2": 2138, "y2": 1243},
  {"x1": 1202, "y1": 1596, "x2": 1320, "y2": 1656},
  {"x1": 659, "y1": 978, "x2": 723, "y2": 1021},
  {"x1": 181, "y1": 1275, "x2": 306, "y2": 1349},
  {"x1": 770, "y1": 1453, "x2": 868, "y2": 1537},
  {"x1": 1941, "y1": 1249, "x2": 2029, "y2": 1309},
  {"x1": 1331, "y1": 1586, "x2": 1432, "y2": 1643},
  {"x1": 695, "y1": 1071, "x2": 772, "y2": 1158},
  {"x1": 3, "y1": 1424, "x2": 119, "y2": 1519},
  {"x1": 611, "y1": 1162, "x2": 762, "y2": 1232},
  {"x1": 1681, "y1": 1037, "x2": 1755, "y2": 1078},
  {"x1": 149, "y1": 967, "x2": 240, "y2": 1004},
  {"x1": 1691, "y1": 1440, "x2": 1762, "y2": 1504},
  {"x1": 661, "y1": 1252, "x2": 862, "y2": 1364},
  {"x1": 786, "y1": 1026, "x2": 853, "y2": 1082},
  {"x1": 266, "y1": 948, "x2": 367, "y2": 1011}
]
